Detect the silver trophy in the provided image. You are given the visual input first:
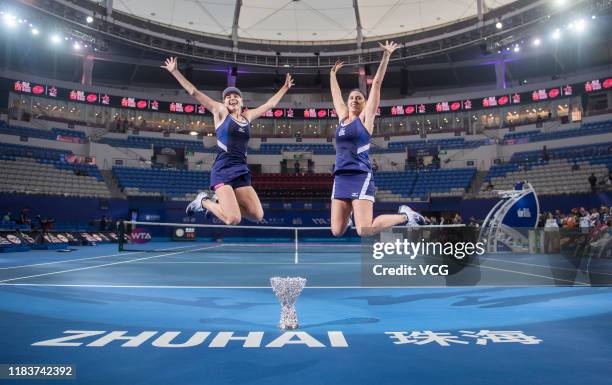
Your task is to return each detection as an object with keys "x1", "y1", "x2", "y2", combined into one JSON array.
[{"x1": 270, "y1": 276, "x2": 306, "y2": 330}]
